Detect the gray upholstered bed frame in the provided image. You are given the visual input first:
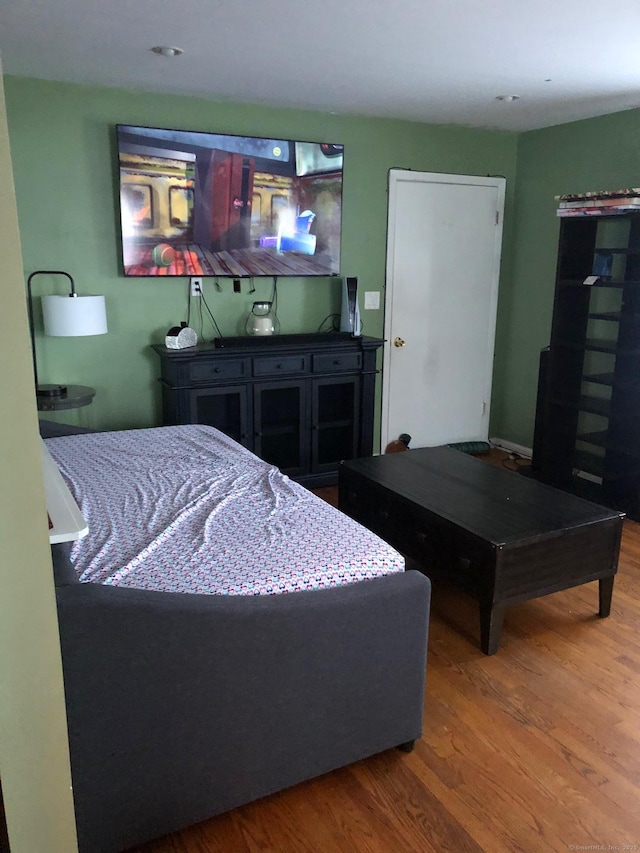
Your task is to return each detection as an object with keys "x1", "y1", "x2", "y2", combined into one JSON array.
[{"x1": 43, "y1": 421, "x2": 431, "y2": 853}]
